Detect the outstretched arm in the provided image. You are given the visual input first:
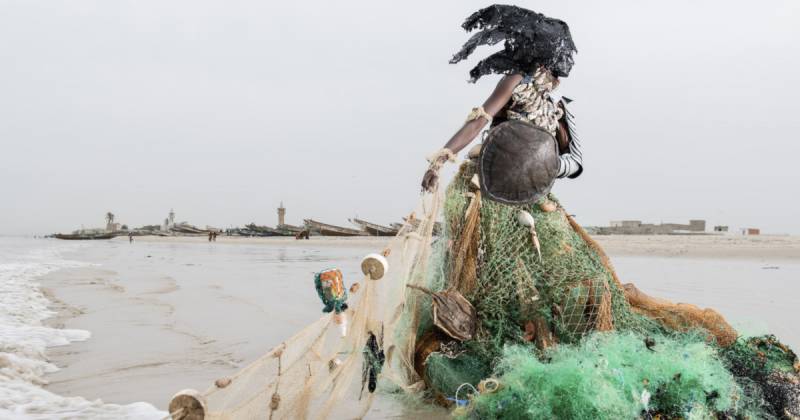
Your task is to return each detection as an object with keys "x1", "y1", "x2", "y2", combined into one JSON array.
[
  {"x1": 422, "y1": 74, "x2": 522, "y2": 192},
  {"x1": 442, "y1": 74, "x2": 522, "y2": 154}
]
